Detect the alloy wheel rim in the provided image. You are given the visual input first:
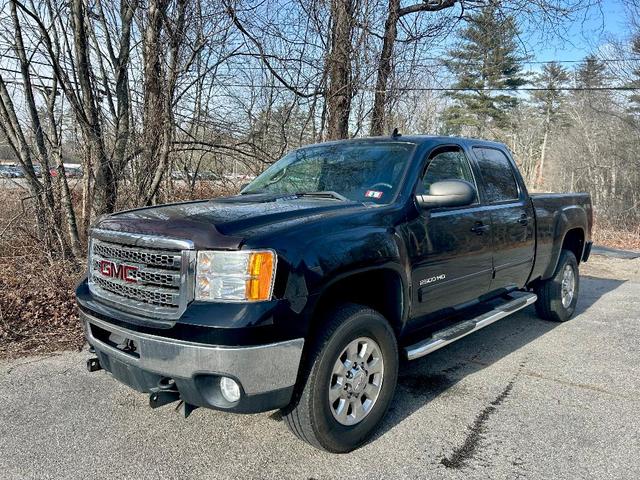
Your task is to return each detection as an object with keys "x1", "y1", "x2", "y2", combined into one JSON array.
[
  {"x1": 329, "y1": 336, "x2": 384, "y2": 426},
  {"x1": 561, "y1": 264, "x2": 575, "y2": 308}
]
